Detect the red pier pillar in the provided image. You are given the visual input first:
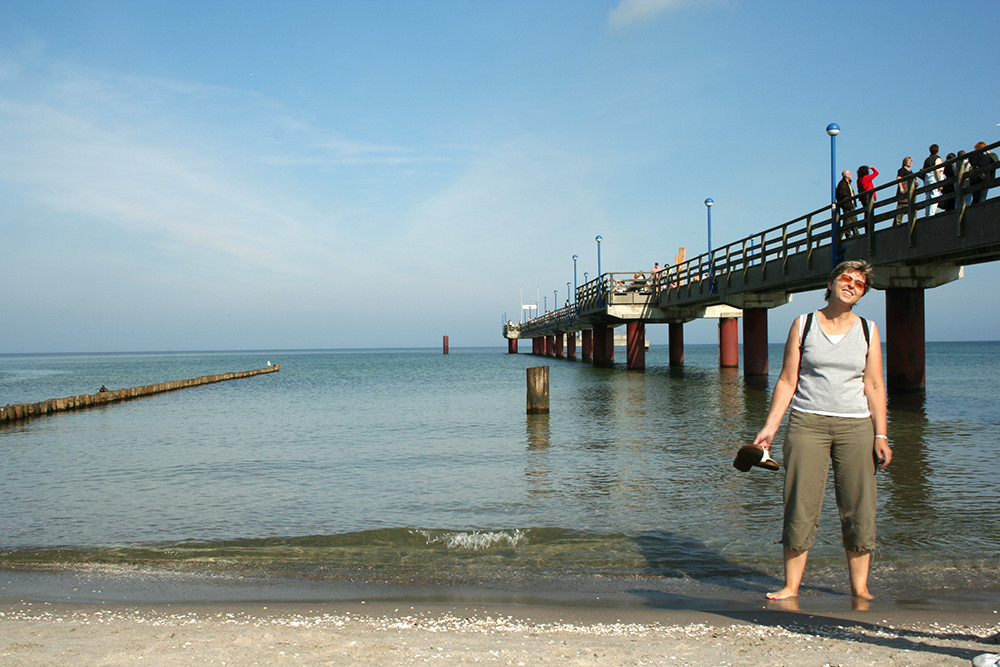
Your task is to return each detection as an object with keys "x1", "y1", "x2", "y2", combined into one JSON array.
[
  {"x1": 719, "y1": 317, "x2": 739, "y2": 368},
  {"x1": 592, "y1": 323, "x2": 614, "y2": 368},
  {"x1": 669, "y1": 323, "x2": 684, "y2": 367},
  {"x1": 545, "y1": 336, "x2": 555, "y2": 356},
  {"x1": 507, "y1": 338, "x2": 518, "y2": 354},
  {"x1": 886, "y1": 287, "x2": 926, "y2": 391},
  {"x1": 443, "y1": 335, "x2": 449, "y2": 354},
  {"x1": 581, "y1": 330, "x2": 593, "y2": 362},
  {"x1": 742, "y1": 308, "x2": 769, "y2": 376},
  {"x1": 532, "y1": 338, "x2": 543, "y2": 355},
  {"x1": 553, "y1": 334, "x2": 564, "y2": 358},
  {"x1": 566, "y1": 333, "x2": 577, "y2": 360},
  {"x1": 626, "y1": 321, "x2": 645, "y2": 370}
]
